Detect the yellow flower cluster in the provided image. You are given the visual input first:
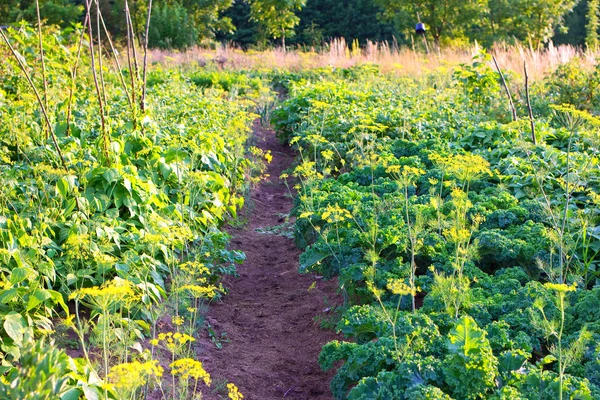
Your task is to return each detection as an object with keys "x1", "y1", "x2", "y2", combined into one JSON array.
[
  {"x1": 321, "y1": 204, "x2": 352, "y2": 223},
  {"x1": 178, "y1": 284, "x2": 218, "y2": 299},
  {"x1": 108, "y1": 360, "x2": 163, "y2": 391},
  {"x1": 386, "y1": 279, "x2": 416, "y2": 296},
  {"x1": 150, "y1": 331, "x2": 195, "y2": 350},
  {"x1": 386, "y1": 165, "x2": 425, "y2": 187},
  {"x1": 170, "y1": 358, "x2": 211, "y2": 386},
  {"x1": 294, "y1": 161, "x2": 323, "y2": 180},
  {"x1": 179, "y1": 261, "x2": 210, "y2": 276},
  {"x1": 544, "y1": 282, "x2": 577, "y2": 294},
  {"x1": 172, "y1": 315, "x2": 185, "y2": 326},
  {"x1": 443, "y1": 227, "x2": 471, "y2": 244},
  {"x1": 69, "y1": 277, "x2": 137, "y2": 302},
  {"x1": 63, "y1": 233, "x2": 91, "y2": 261},
  {"x1": 450, "y1": 187, "x2": 472, "y2": 209},
  {"x1": 227, "y1": 383, "x2": 244, "y2": 400},
  {"x1": 321, "y1": 149, "x2": 335, "y2": 161},
  {"x1": 299, "y1": 211, "x2": 314, "y2": 219},
  {"x1": 431, "y1": 153, "x2": 491, "y2": 183}
]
